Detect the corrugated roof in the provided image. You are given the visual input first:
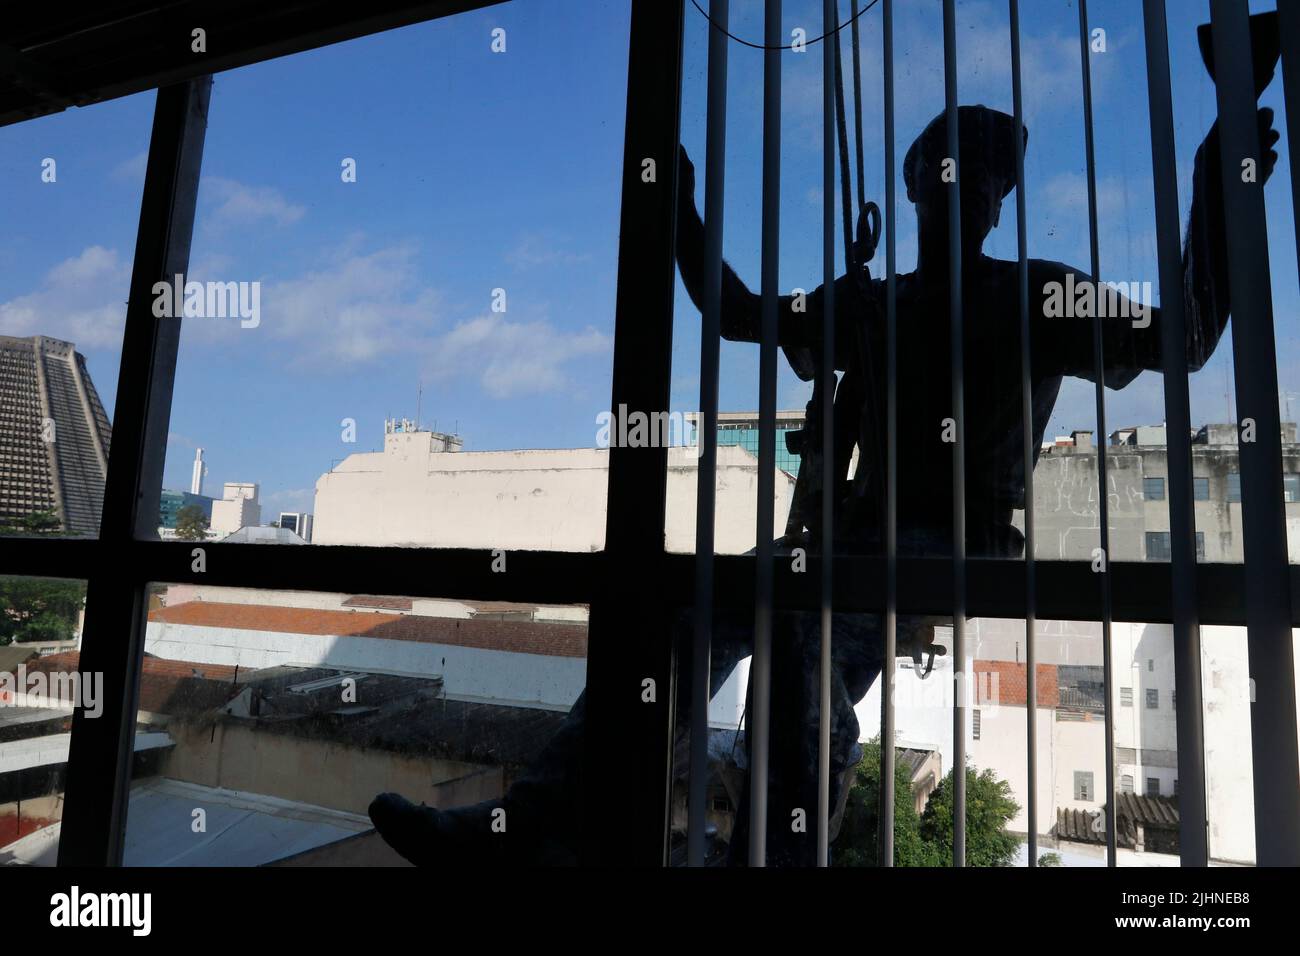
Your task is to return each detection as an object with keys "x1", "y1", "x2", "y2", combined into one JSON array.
[
  {"x1": 0, "y1": 779, "x2": 373, "y2": 866},
  {"x1": 1056, "y1": 793, "x2": 1180, "y2": 848},
  {"x1": 342, "y1": 595, "x2": 413, "y2": 611}
]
